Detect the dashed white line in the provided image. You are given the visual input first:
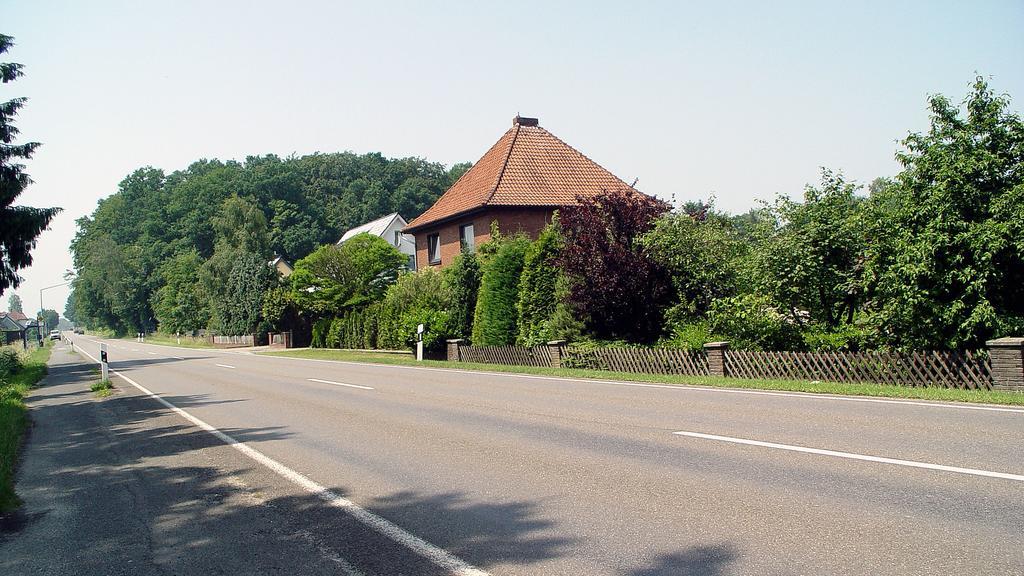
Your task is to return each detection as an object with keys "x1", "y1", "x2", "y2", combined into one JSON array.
[
  {"x1": 147, "y1": 351, "x2": 158, "y2": 355},
  {"x1": 255, "y1": 354, "x2": 1024, "y2": 414},
  {"x1": 74, "y1": 345, "x2": 488, "y2": 576},
  {"x1": 308, "y1": 378, "x2": 374, "y2": 391},
  {"x1": 215, "y1": 363, "x2": 236, "y2": 369},
  {"x1": 673, "y1": 430, "x2": 1024, "y2": 482}
]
